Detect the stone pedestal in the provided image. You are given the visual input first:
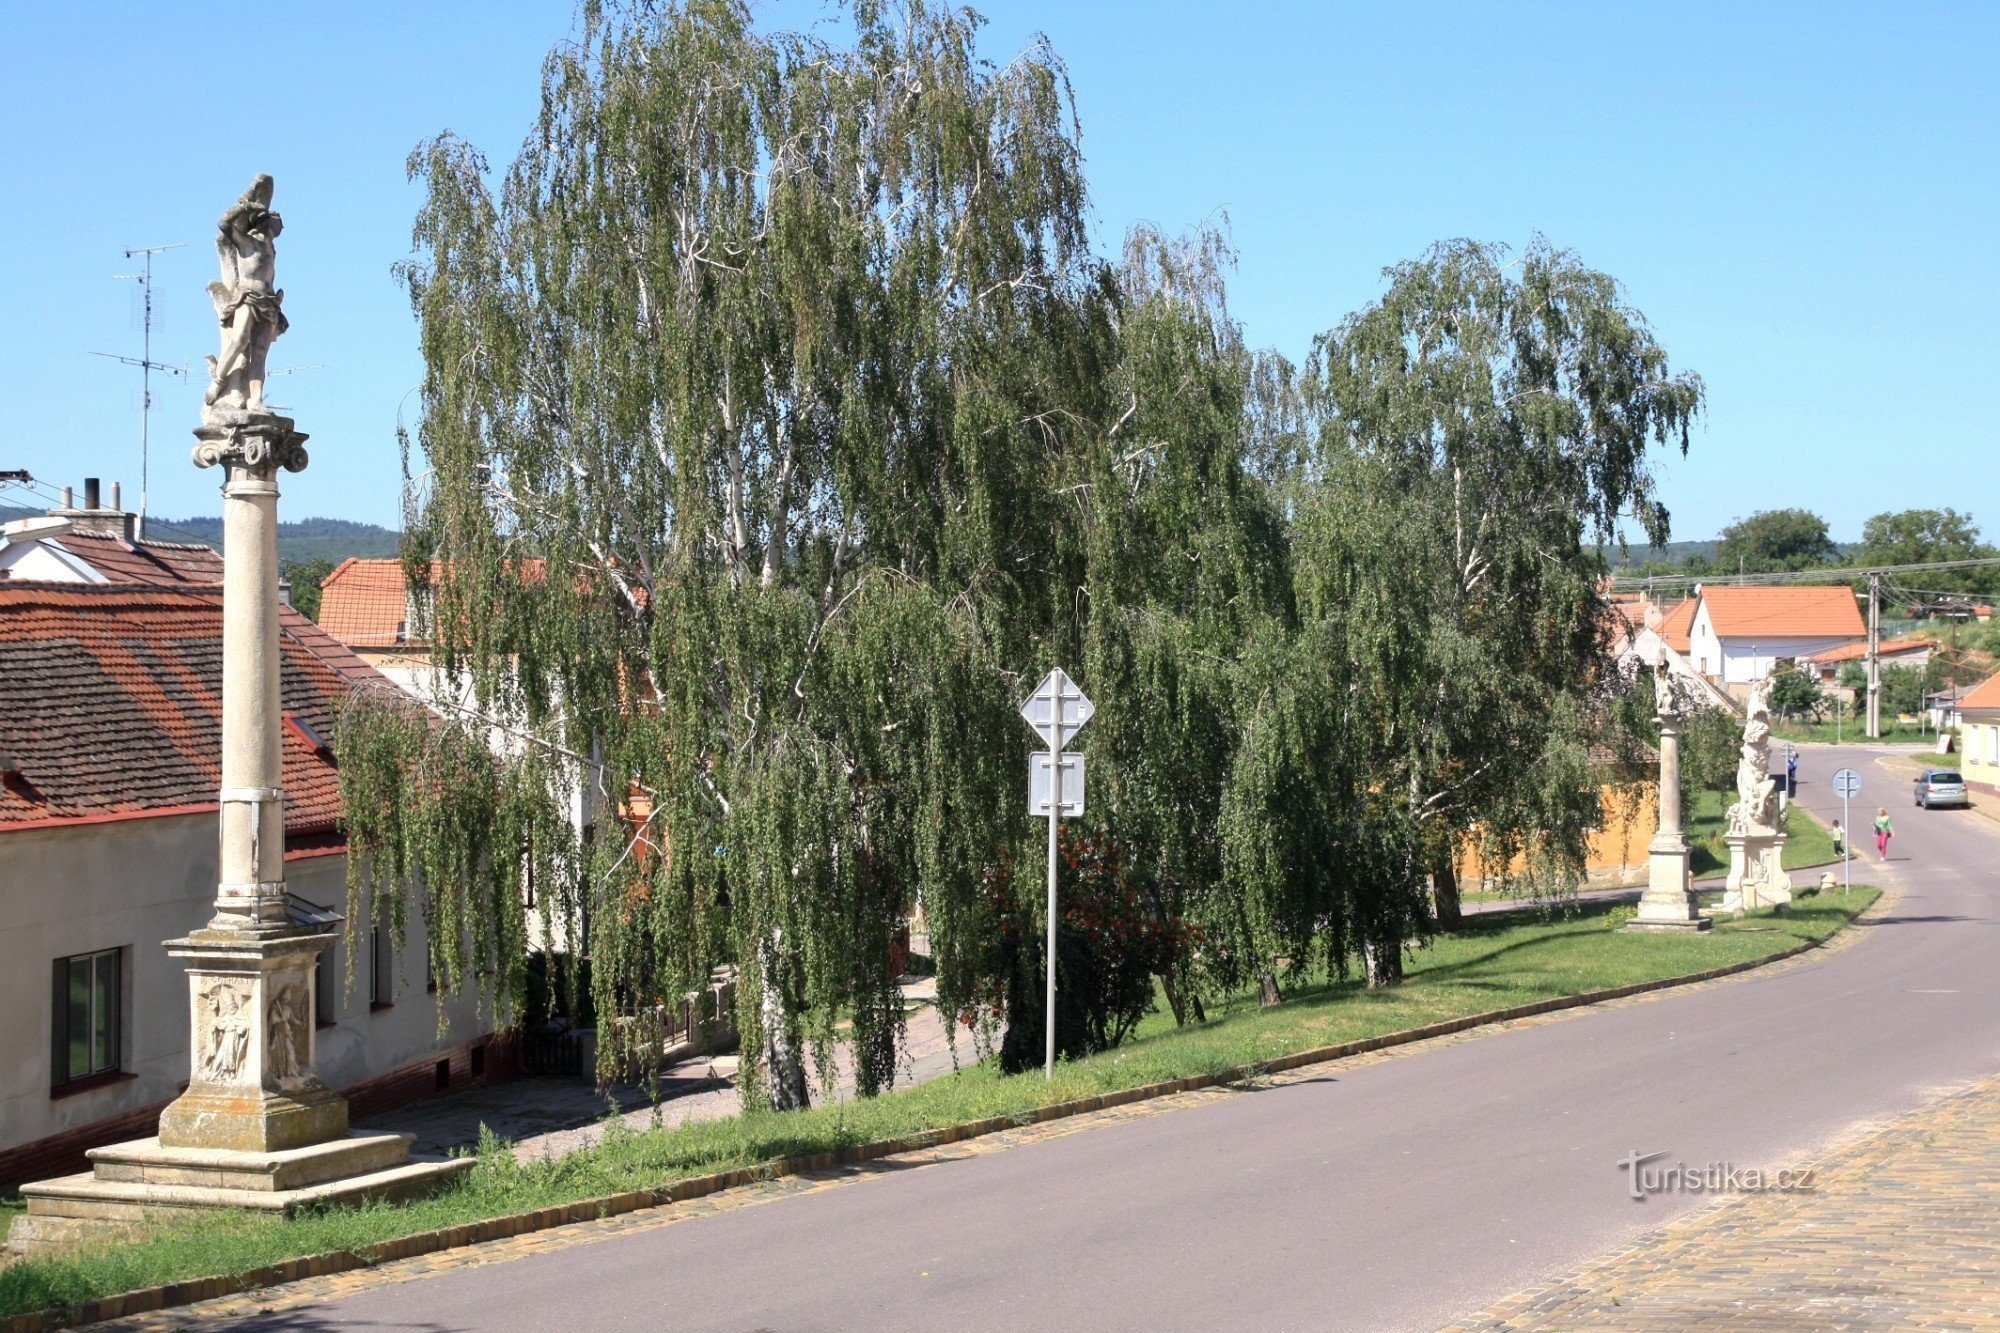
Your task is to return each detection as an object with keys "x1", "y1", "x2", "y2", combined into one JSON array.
[
  {"x1": 1625, "y1": 707, "x2": 1712, "y2": 932},
  {"x1": 1628, "y1": 830, "x2": 1712, "y2": 932},
  {"x1": 1718, "y1": 828, "x2": 1792, "y2": 915},
  {"x1": 156, "y1": 930, "x2": 348, "y2": 1152}
]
